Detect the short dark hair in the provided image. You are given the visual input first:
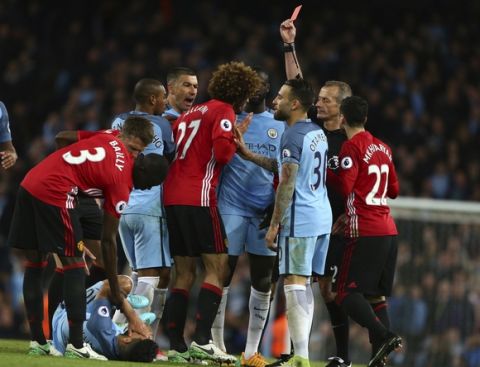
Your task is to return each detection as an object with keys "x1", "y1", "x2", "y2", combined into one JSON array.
[
  {"x1": 133, "y1": 79, "x2": 163, "y2": 105},
  {"x1": 133, "y1": 153, "x2": 169, "y2": 189},
  {"x1": 284, "y1": 78, "x2": 315, "y2": 112},
  {"x1": 340, "y1": 96, "x2": 369, "y2": 127},
  {"x1": 324, "y1": 81, "x2": 352, "y2": 104},
  {"x1": 207, "y1": 61, "x2": 262, "y2": 111},
  {"x1": 121, "y1": 338, "x2": 158, "y2": 362},
  {"x1": 166, "y1": 67, "x2": 196, "y2": 84},
  {"x1": 122, "y1": 116, "x2": 154, "y2": 146}
]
